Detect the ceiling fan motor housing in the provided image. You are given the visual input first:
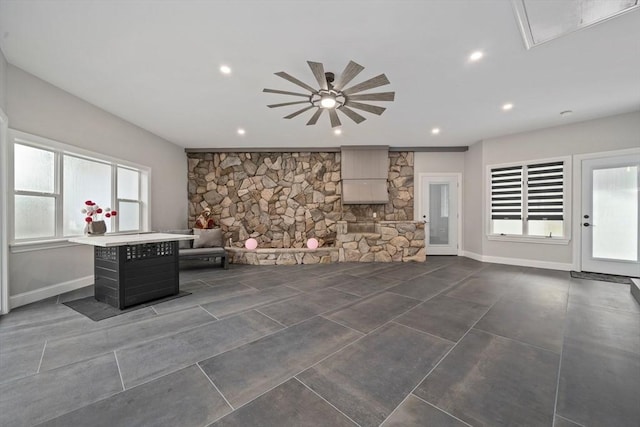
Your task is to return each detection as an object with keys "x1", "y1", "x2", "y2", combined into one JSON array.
[{"x1": 325, "y1": 72, "x2": 335, "y2": 85}]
